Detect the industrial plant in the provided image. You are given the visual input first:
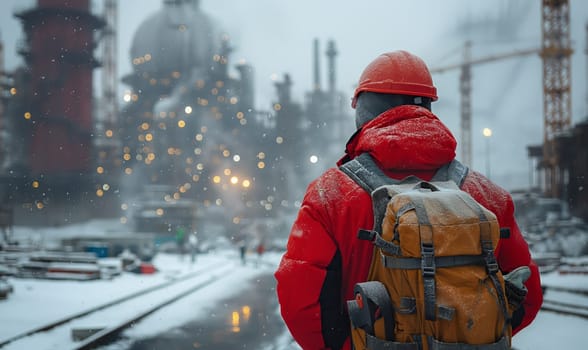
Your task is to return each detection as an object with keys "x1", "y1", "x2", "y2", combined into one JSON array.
[
  {"x1": 0, "y1": 0, "x2": 586, "y2": 251},
  {"x1": 0, "y1": 0, "x2": 351, "y2": 243}
]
